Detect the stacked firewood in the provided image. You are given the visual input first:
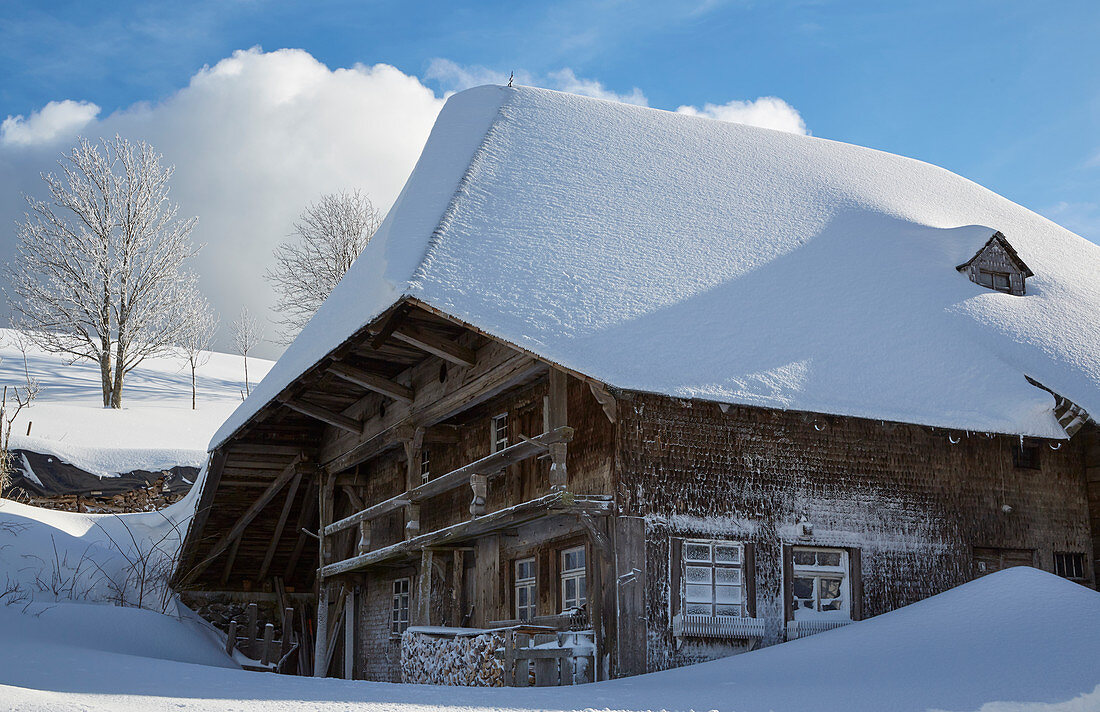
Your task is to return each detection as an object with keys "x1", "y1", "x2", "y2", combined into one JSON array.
[
  {"x1": 25, "y1": 476, "x2": 184, "y2": 513},
  {"x1": 401, "y1": 630, "x2": 505, "y2": 686}
]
